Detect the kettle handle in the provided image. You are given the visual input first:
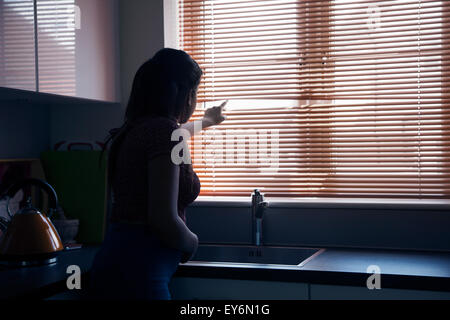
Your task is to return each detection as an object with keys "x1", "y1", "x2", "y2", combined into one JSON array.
[{"x1": 5, "y1": 178, "x2": 59, "y2": 214}]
